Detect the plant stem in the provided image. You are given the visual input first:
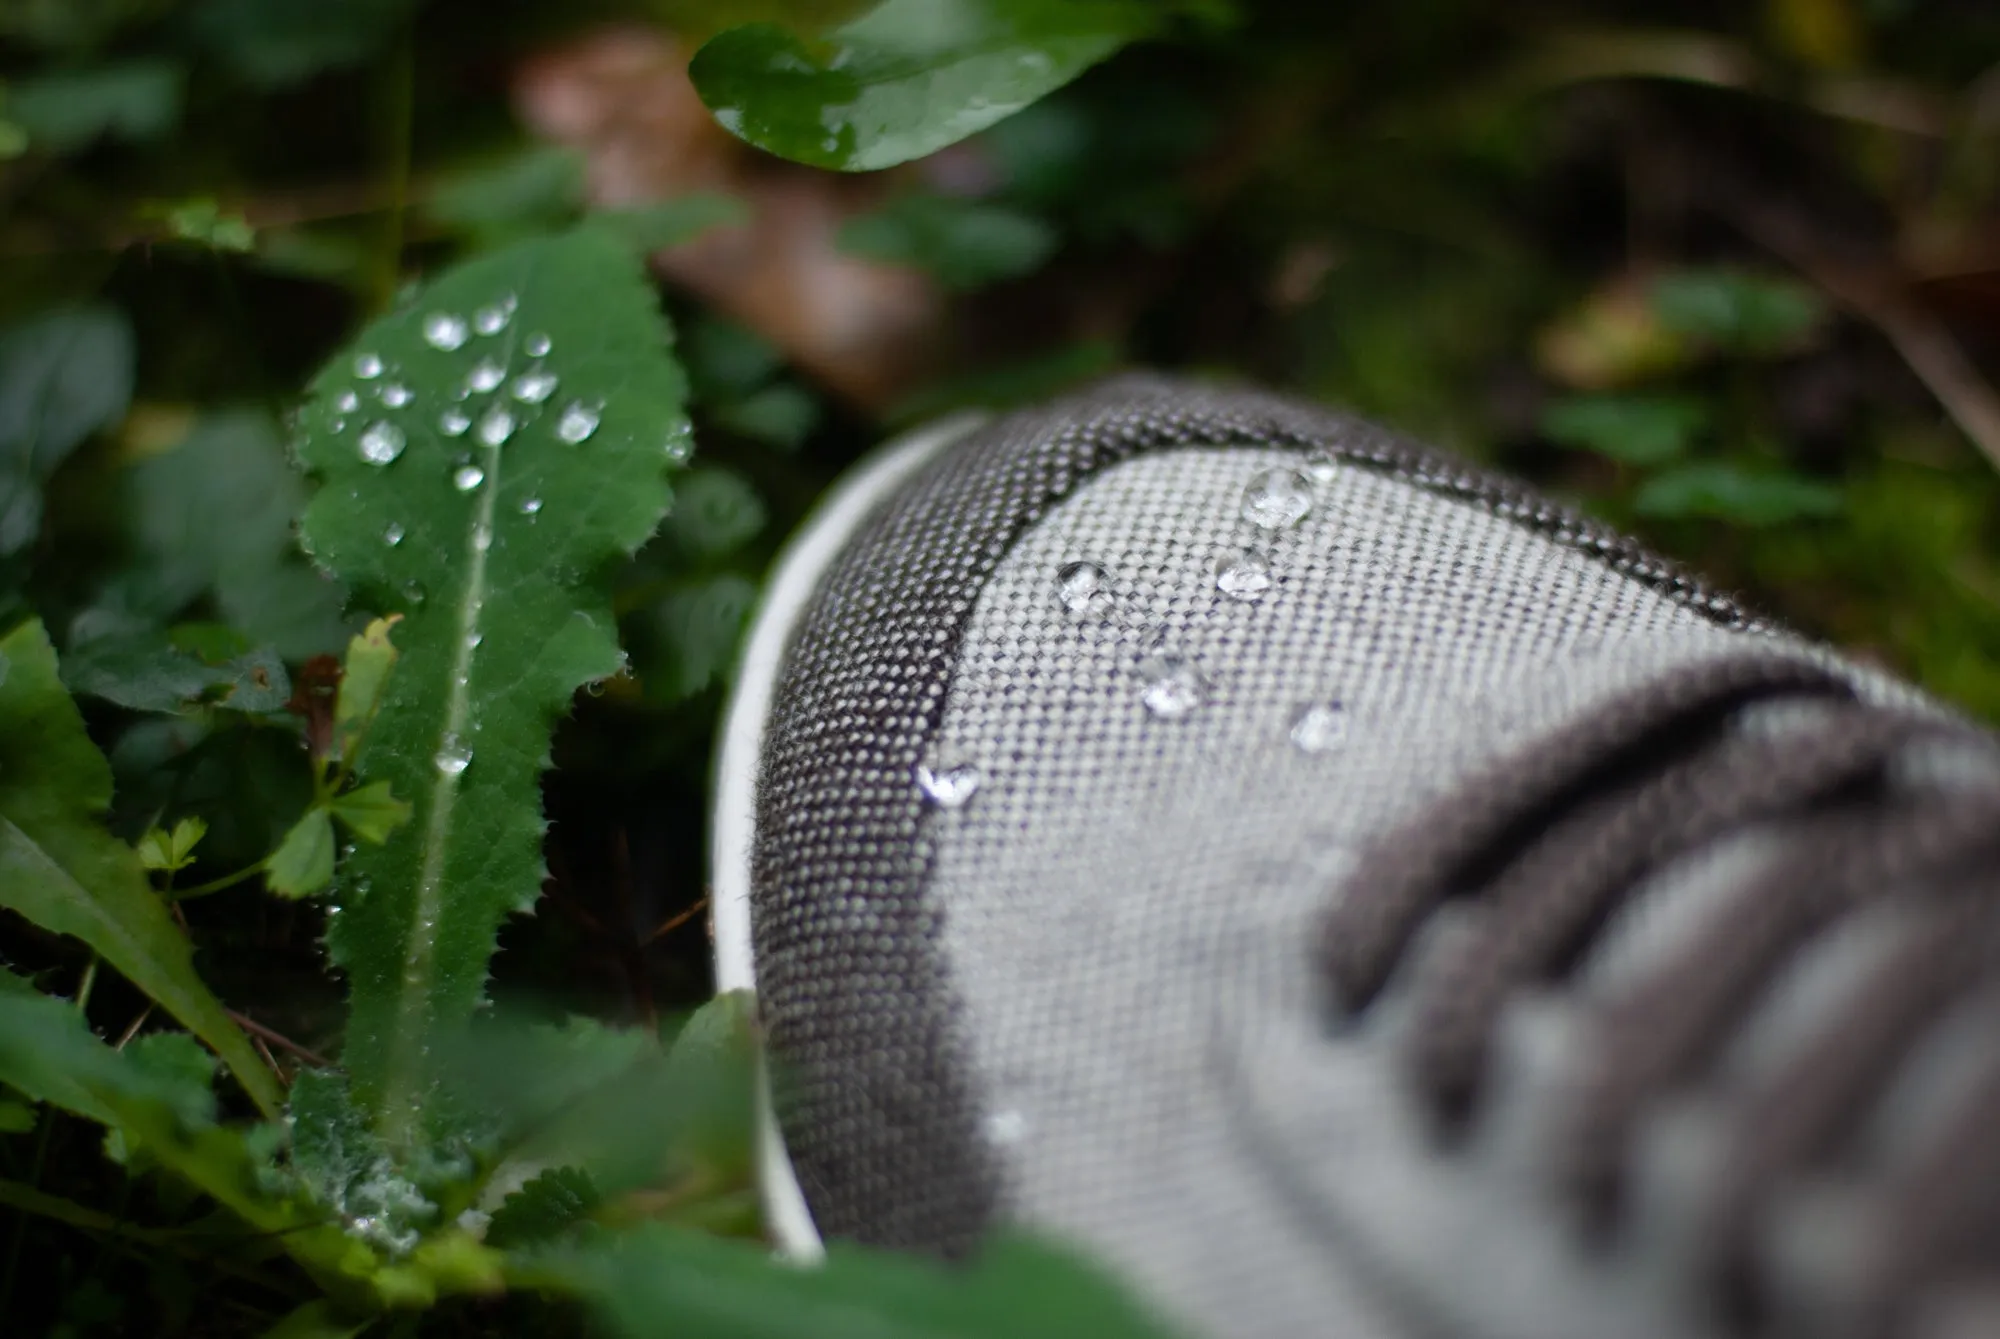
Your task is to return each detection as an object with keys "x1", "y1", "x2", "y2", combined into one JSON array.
[{"x1": 170, "y1": 861, "x2": 269, "y2": 901}]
